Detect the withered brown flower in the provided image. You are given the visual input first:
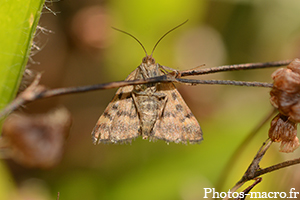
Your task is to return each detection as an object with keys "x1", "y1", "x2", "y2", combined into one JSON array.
[
  {"x1": 269, "y1": 58, "x2": 300, "y2": 152},
  {"x1": 268, "y1": 114, "x2": 299, "y2": 153},
  {"x1": 270, "y1": 58, "x2": 300, "y2": 122},
  {"x1": 0, "y1": 108, "x2": 71, "y2": 168}
]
